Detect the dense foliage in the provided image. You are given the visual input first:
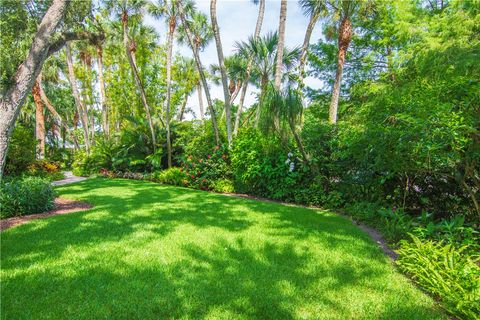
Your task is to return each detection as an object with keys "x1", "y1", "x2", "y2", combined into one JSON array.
[
  {"x1": 0, "y1": 176, "x2": 55, "y2": 219},
  {"x1": 1, "y1": 0, "x2": 479, "y2": 319}
]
